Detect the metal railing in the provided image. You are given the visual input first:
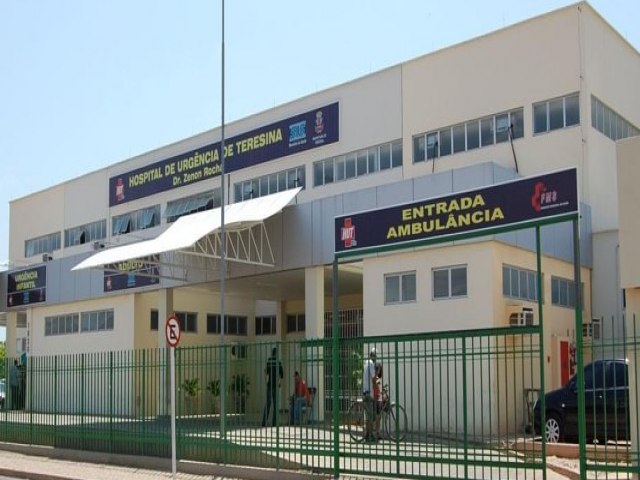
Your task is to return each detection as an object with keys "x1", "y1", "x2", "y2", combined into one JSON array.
[{"x1": 0, "y1": 324, "x2": 553, "y2": 479}]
